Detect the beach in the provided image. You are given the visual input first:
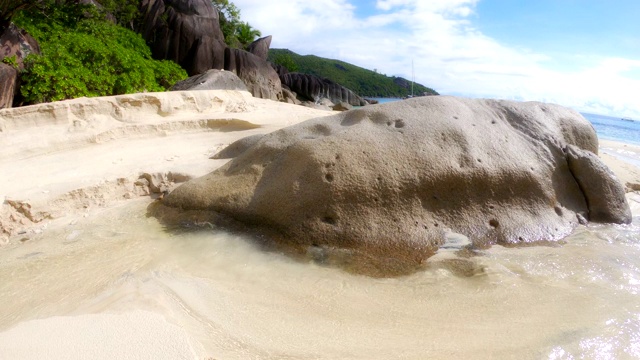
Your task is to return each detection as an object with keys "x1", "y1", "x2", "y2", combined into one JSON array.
[{"x1": 1, "y1": 91, "x2": 639, "y2": 359}]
